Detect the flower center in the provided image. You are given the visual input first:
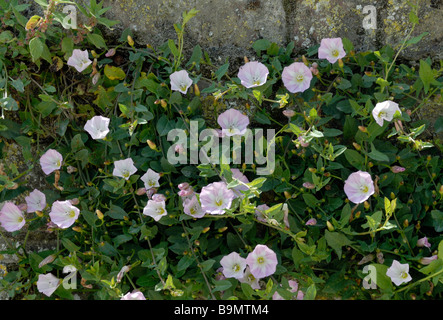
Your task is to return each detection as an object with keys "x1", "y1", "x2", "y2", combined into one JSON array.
[
  {"x1": 17, "y1": 216, "x2": 24, "y2": 223},
  {"x1": 215, "y1": 198, "x2": 223, "y2": 207},
  {"x1": 68, "y1": 210, "x2": 76, "y2": 218},
  {"x1": 331, "y1": 49, "x2": 339, "y2": 57},
  {"x1": 148, "y1": 180, "x2": 156, "y2": 187},
  {"x1": 190, "y1": 207, "x2": 196, "y2": 215},
  {"x1": 257, "y1": 257, "x2": 265, "y2": 264},
  {"x1": 122, "y1": 170, "x2": 129, "y2": 178},
  {"x1": 360, "y1": 185, "x2": 369, "y2": 193},
  {"x1": 296, "y1": 74, "x2": 304, "y2": 82},
  {"x1": 400, "y1": 271, "x2": 408, "y2": 279},
  {"x1": 180, "y1": 83, "x2": 188, "y2": 92},
  {"x1": 378, "y1": 111, "x2": 387, "y2": 118},
  {"x1": 156, "y1": 208, "x2": 165, "y2": 215},
  {"x1": 232, "y1": 264, "x2": 240, "y2": 272}
]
